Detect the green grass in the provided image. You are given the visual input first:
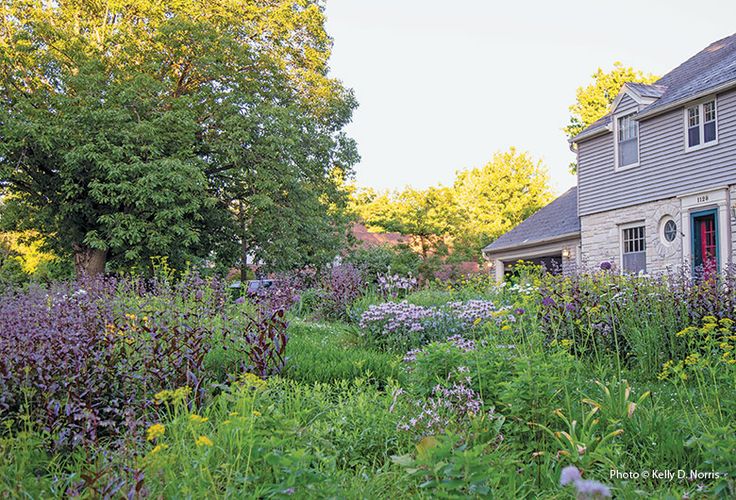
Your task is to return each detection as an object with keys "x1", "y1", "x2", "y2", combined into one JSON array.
[{"x1": 282, "y1": 319, "x2": 405, "y2": 386}]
